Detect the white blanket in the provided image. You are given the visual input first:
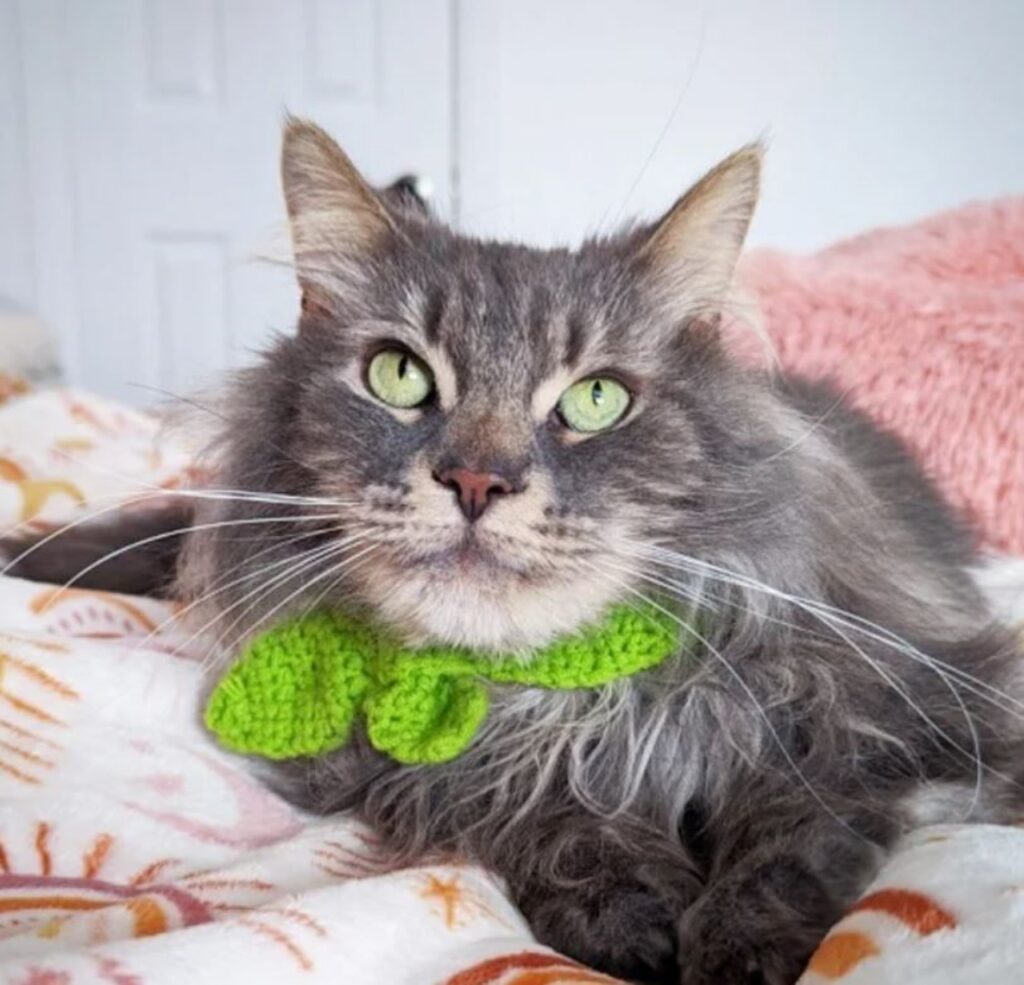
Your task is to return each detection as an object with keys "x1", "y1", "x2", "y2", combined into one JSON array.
[{"x1": 1, "y1": 386, "x2": 1022, "y2": 985}]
